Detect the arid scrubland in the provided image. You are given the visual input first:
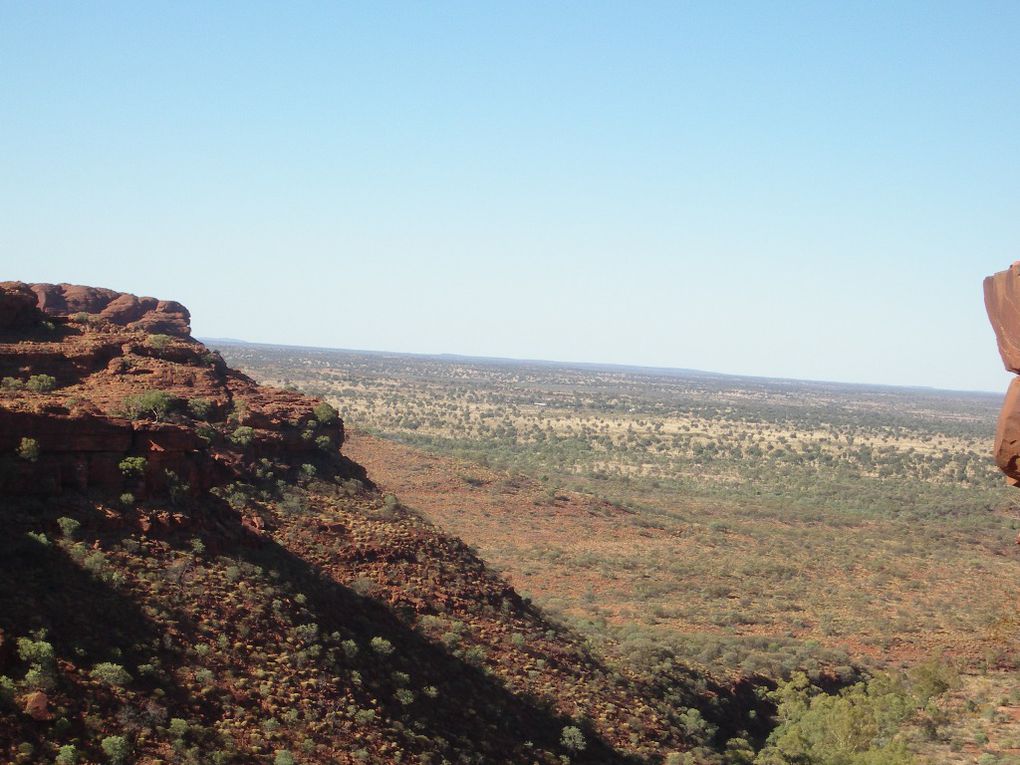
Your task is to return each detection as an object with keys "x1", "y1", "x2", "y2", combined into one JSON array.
[{"x1": 218, "y1": 343, "x2": 1020, "y2": 763}]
